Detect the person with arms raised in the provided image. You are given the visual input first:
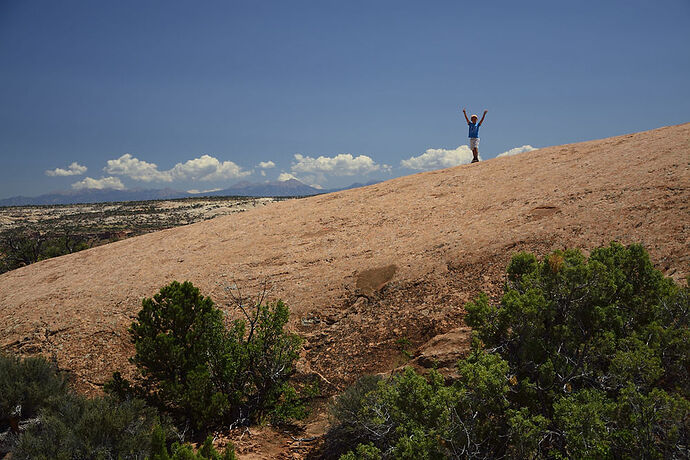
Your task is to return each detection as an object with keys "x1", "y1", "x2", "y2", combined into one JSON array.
[{"x1": 463, "y1": 108, "x2": 487, "y2": 163}]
